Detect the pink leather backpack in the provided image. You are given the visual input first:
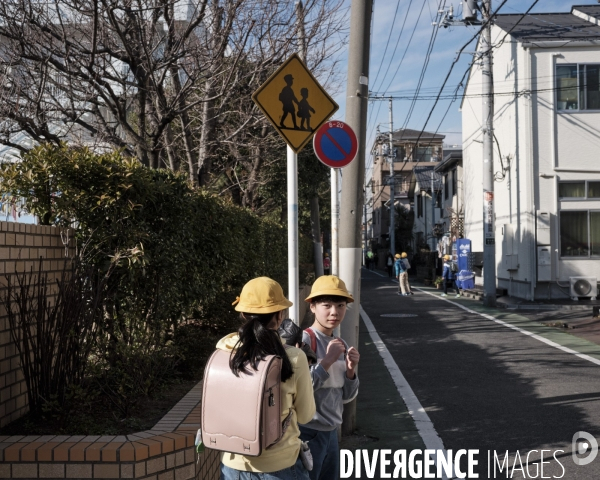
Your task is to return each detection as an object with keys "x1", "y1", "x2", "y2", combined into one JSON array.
[{"x1": 201, "y1": 349, "x2": 292, "y2": 456}]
